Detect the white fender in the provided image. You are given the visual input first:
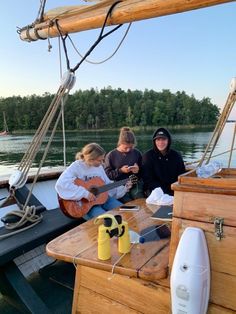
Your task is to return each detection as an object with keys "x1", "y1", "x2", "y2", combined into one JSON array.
[{"x1": 170, "y1": 227, "x2": 210, "y2": 314}]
